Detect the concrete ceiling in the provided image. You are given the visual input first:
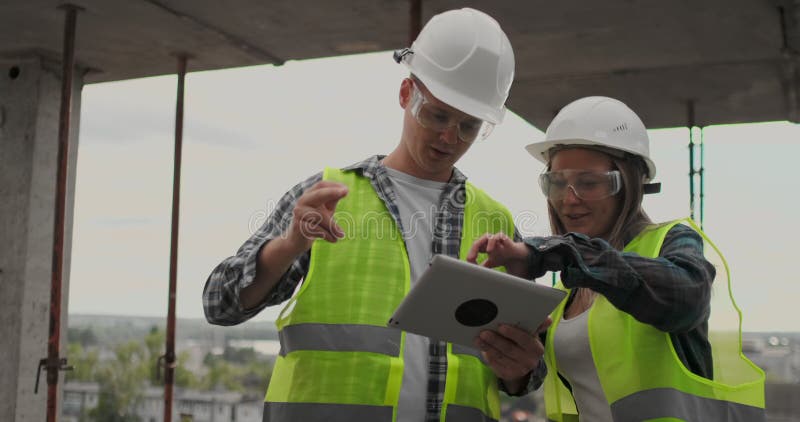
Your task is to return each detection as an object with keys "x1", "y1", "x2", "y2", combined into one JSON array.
[{"x1": 2, "y1": 0, "x2": 799, "y2": 129}]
